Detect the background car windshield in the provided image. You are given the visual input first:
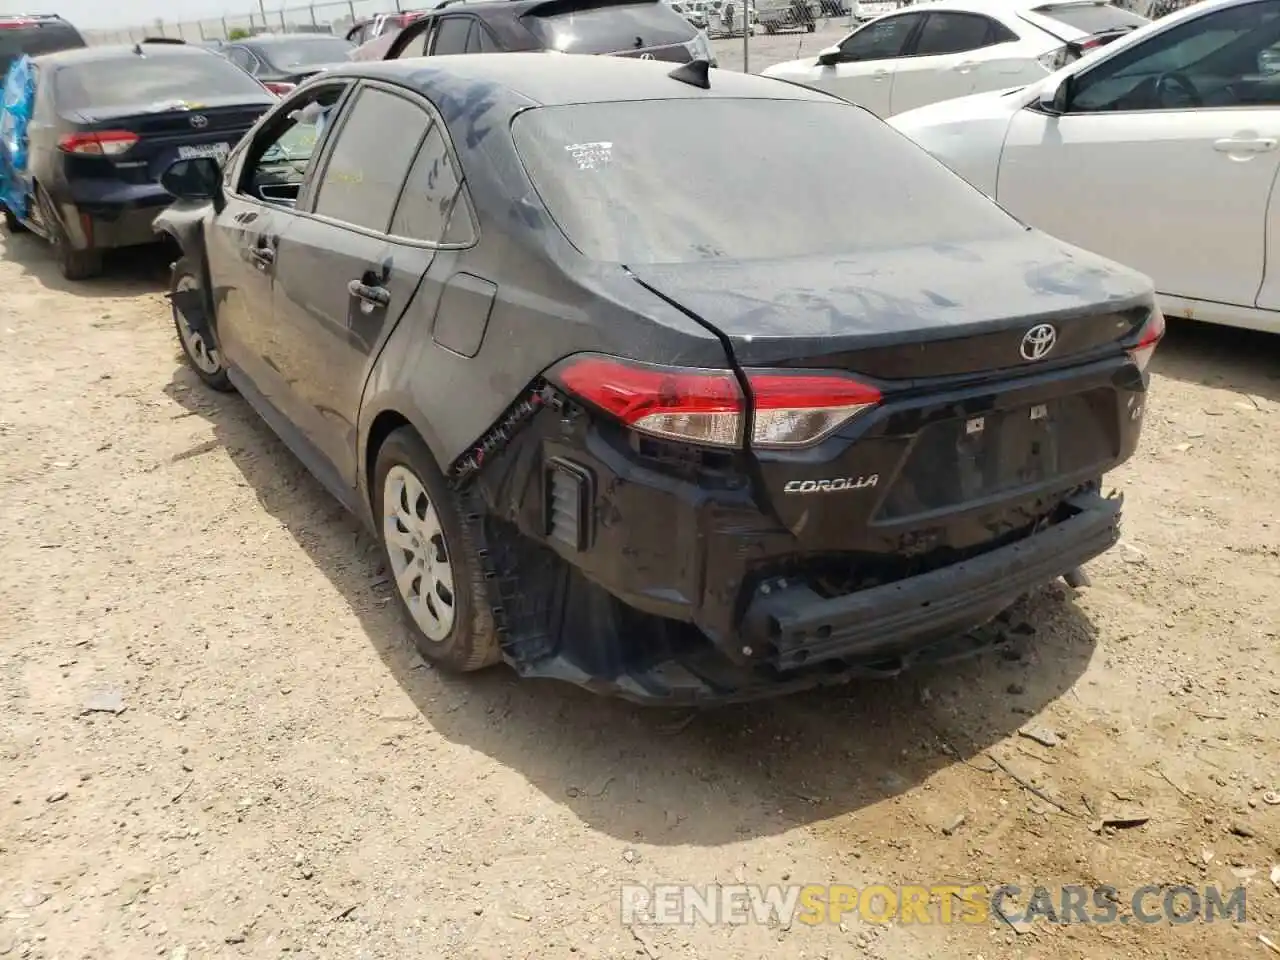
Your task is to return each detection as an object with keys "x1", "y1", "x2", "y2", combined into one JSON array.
[
  {"x1": 512, "y1": 99, "x2": 1022, "y2": 264},
  {"x1": 54, "y1": 55, "x2": 269, "y2": 109},
  {"x1": 258, "y1": 37, "x2": 354, "y2": 68},
  {"x1": 1029, "y1": 2, "x2": 1147, "y2": 34},
  {"x1": 523, "y1": 2, "x2": 694, "y2": 53}
]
